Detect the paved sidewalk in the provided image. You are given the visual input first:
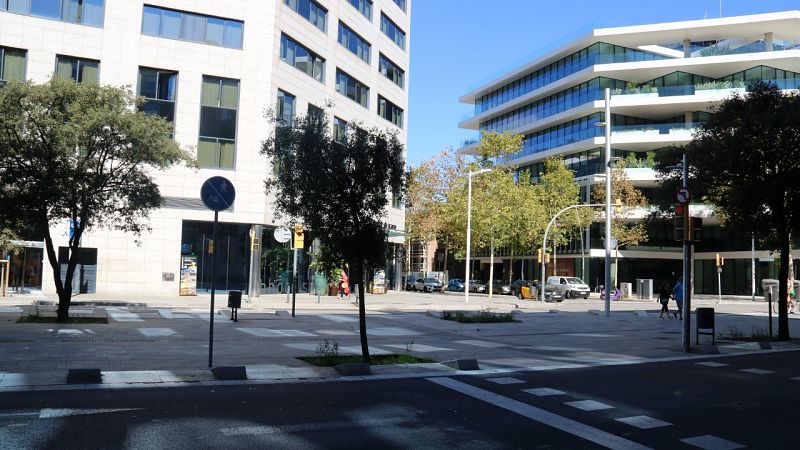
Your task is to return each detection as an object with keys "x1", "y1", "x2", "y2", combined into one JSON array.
[{"x1": 1, "y1": 291, "x2": 798, "y2": 392}]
